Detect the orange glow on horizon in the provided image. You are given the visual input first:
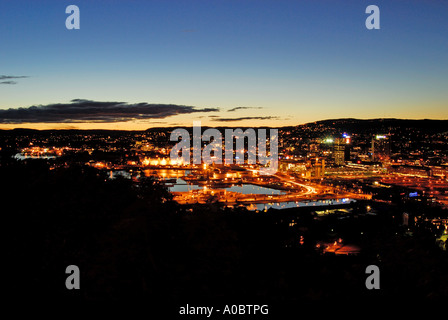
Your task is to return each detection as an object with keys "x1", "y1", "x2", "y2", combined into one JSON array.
[{"x1": 0, "y1": 118, "x2": 298, "y2": 130}]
